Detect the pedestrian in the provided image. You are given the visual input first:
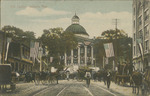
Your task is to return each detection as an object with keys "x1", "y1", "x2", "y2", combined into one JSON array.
[
  {"x1": 85, "y1": 71, "x2": 91, "y2": 88},
  {"x1": 66, "y1": 71, "x2": 70, "y2": 81},
  {"x1": 56, "y1": 70, "x2": 60, "y2": 84},
  {"x1": 106, "y1": 71, "x2": 111, "y2": 89}
]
